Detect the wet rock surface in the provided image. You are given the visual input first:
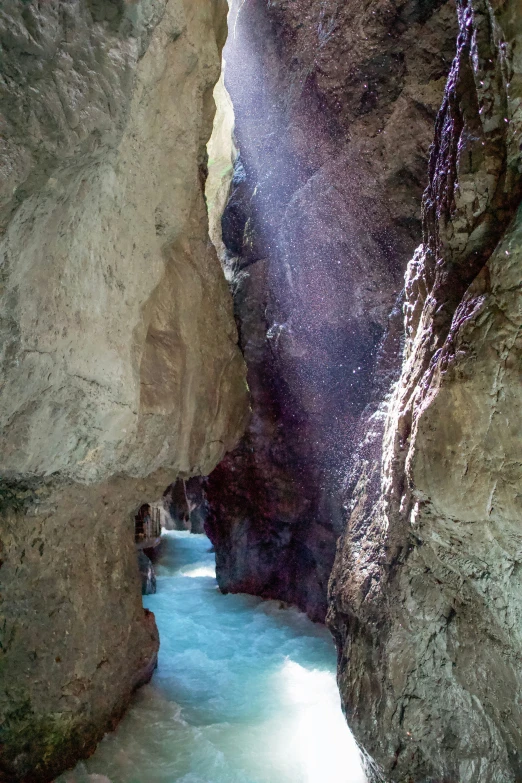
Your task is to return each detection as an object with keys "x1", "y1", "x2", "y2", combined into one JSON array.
[
  {"x1": 138, "y1": 550, "x2": 157, "y2": 595},
  {"x1": 184, "y1": 477, "x2": 210, "y2": 534},
  {"x1": 164, "y1": 479, "x2": 191, "y2": 531},
  {"x1": 205, "y1": 0, "x2": 458, "y2": 621},
  {"x1": 0, "y1": 1, "x2": 248, "y2": 779},
  {"x1": 163, "y1": 477, "x2": 209, "y2": 533},
  {"x1": 328, "y1": 1, "x2": 522, "y2": 780}
]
